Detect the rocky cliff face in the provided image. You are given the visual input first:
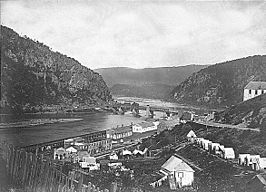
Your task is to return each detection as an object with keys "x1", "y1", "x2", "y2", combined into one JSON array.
[
  {"x1": 171, "y1": 55, "x2": 266, "y2": 107},
  {"x1": 0, "y1": 25, "x2": 112, "y2": 113}
]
